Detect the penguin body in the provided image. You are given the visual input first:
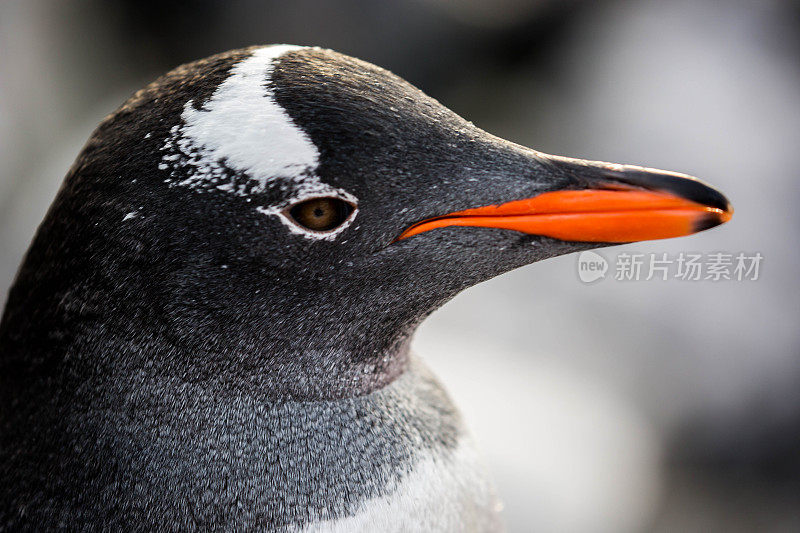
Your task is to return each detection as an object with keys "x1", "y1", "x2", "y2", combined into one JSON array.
[
  {"x1": 2, "y1": 355, "x2": 496, "y2": 530},
  {"x1": 0, "y1": 45, "x2": 730, "y2": 530}
]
